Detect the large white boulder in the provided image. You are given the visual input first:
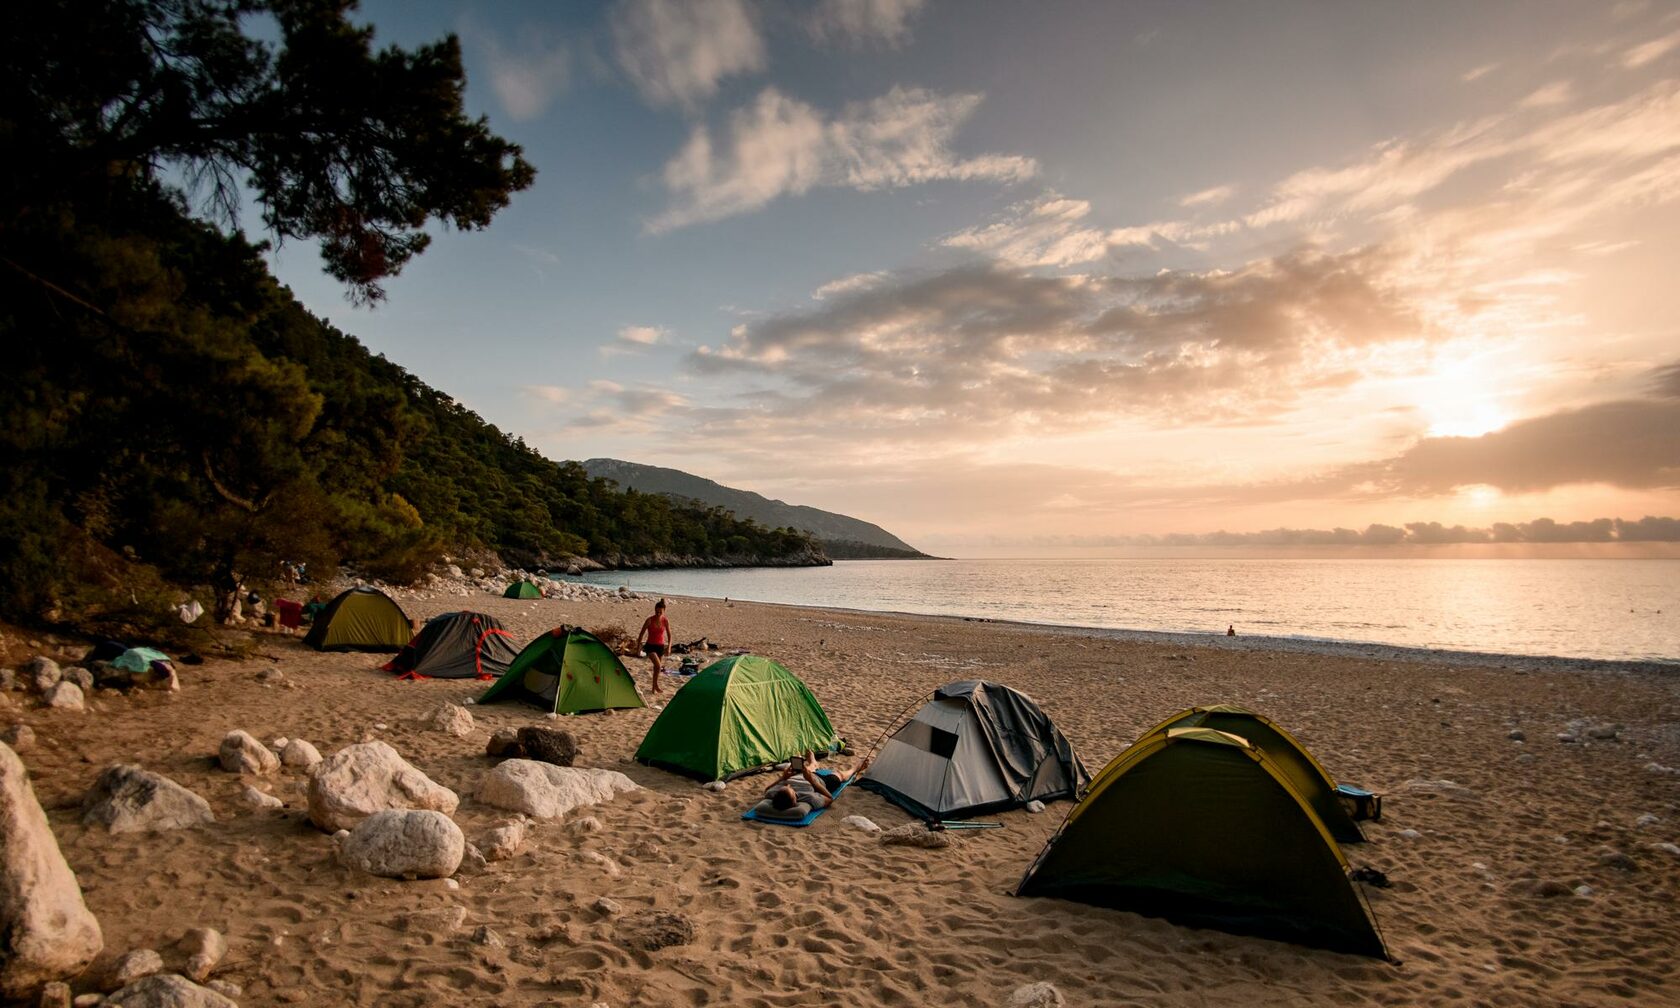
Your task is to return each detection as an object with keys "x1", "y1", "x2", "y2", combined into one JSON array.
[
  {"x1": 41, "y1": 682, "x2": 84, "y2": 712},
  {"x1": 0, "y1": 741, "x2": 104, "y2": 1000},
  {"x1": 82, "y1": 765, "x2": 214, "y2": 834},
  {"x1": 475, "y1": 760, "x2": 639, "y2": 819},
  {"x1": 334, "y1": 809, "x2": 464, "y2": 879},
  {"x1": 306, "y1": 741, "x2": 458, "y2": 832},
  {"x1": 106, "y1": 973, "x2": 237, "y2": 1008},
  {"x1": 217, "y1": 731, "x2": 279, "y2": 776}
]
